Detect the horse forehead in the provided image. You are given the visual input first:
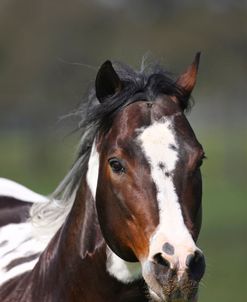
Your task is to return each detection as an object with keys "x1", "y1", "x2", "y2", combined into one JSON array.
[
  {"x1": 103, "y1": 99, "x2": 200, "y2": 161},
  {"x1": 137, "y1": 117, "x2": 178, "y2": 166},
  {"x1": 135, "y1": 114, "x2": 202, "y2": 168},
  {"x1": 108, "y1": 98, "x2": 181, "y2": 141}
]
